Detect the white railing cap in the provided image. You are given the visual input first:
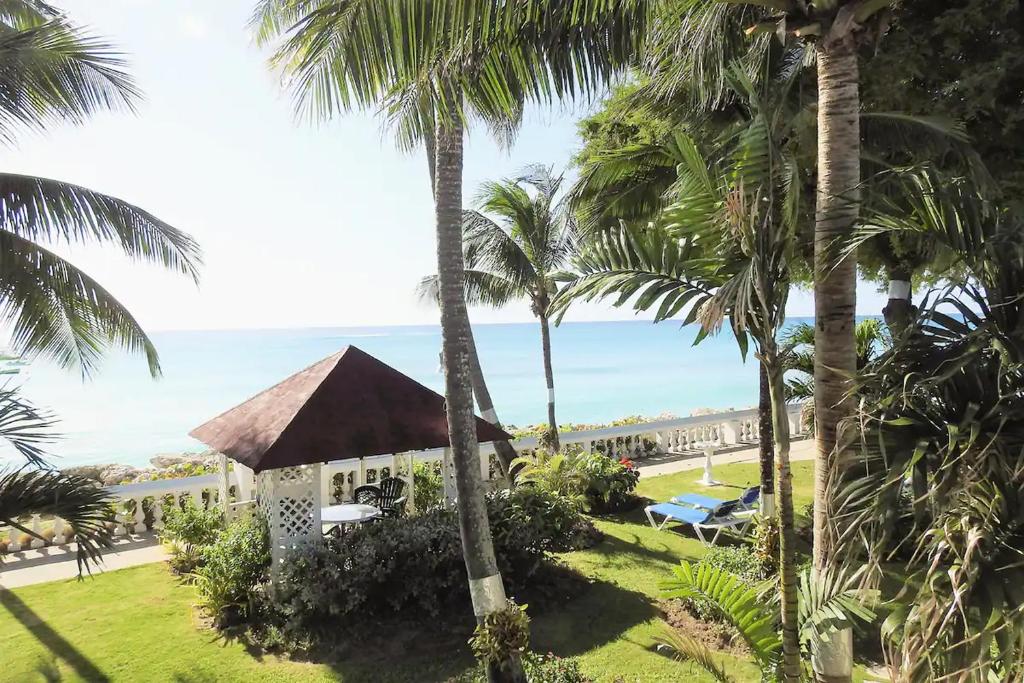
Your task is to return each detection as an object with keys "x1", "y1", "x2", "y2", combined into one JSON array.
[{"x1": 107, "y1": 473, "x2": 219, "y2": 497}]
